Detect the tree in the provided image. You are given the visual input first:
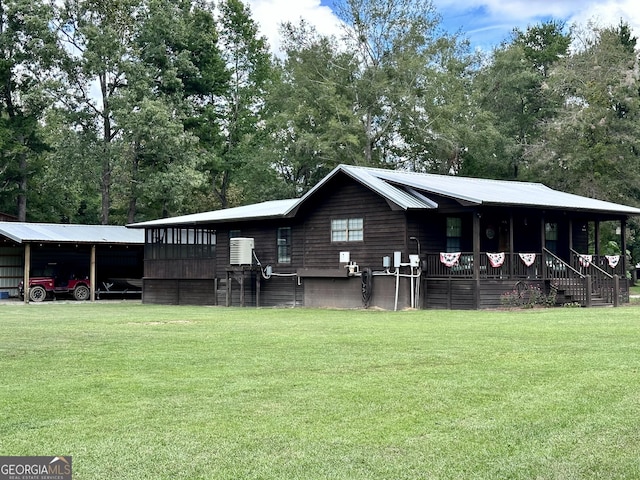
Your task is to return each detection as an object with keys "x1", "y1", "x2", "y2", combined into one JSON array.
[
  {"x1": 208, "y1": 0, "x2": 274, "y2": 208},
  {"x1": 335, "y1": 0, "x2": 475, "y2": 170},
  {"x1": 123, "y1": 0, "x2": 227, "y2": 221},
  {"x1": 270, "y1": 0, "x2": 480, "y2": 189},
  {"x1": 531, "y1": 21, "x2": 640, "y2": 204},
  {"x1": 0, "y1": 0, "x2": 58, "y2": 220},
  {"x1": 265, "y1": 21, "x2": 363, "y2": 195},
  {"x1": 474, "y1": 21, "x2": 571, "y2": 179},
  {"x1": 53, "y1": 0, "x2": 139, "y2": 224}
]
